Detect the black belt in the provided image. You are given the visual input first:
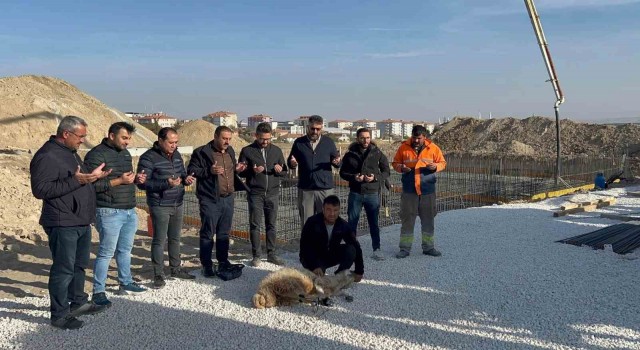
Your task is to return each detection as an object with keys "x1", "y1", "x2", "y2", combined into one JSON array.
[{"x1": 219, "y1": 193, "x2": 233, "y2": 198}]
